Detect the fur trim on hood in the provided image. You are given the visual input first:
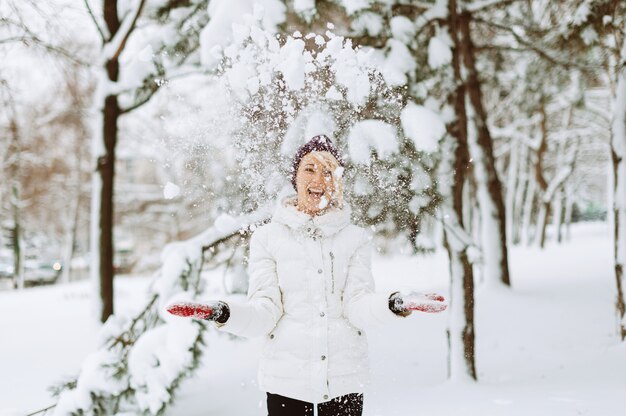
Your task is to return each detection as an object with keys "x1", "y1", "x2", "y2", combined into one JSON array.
[{"x1": 271, "y1": 194, "x2": 352, "y2": 238}]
